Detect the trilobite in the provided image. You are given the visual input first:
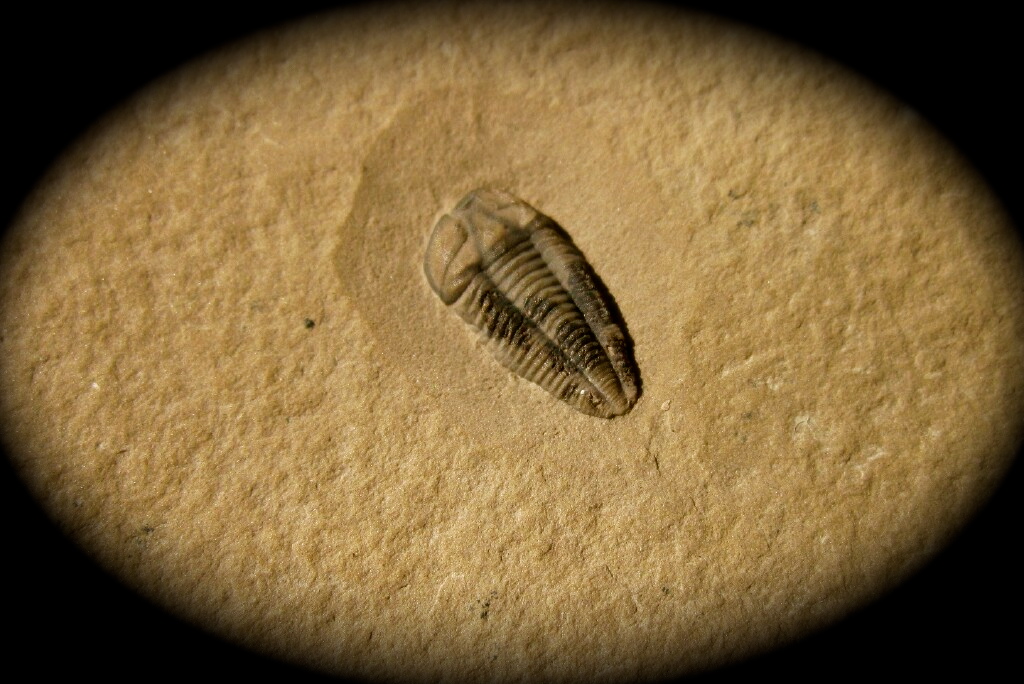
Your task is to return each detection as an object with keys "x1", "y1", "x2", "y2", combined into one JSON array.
[{"x1": 424, "y1": 188, "x2": 639, "y2": 417}]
